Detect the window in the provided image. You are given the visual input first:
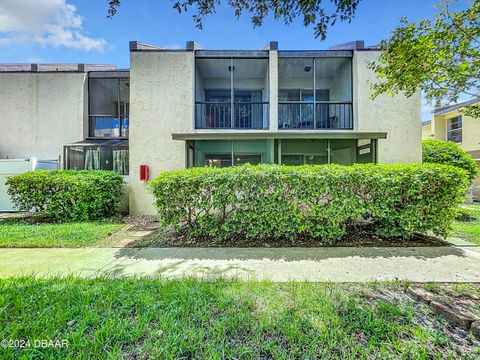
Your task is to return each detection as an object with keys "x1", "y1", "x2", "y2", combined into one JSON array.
[
  {"x1": 191, "y1": 140, "x2": 274, "y2": 167},
  {"x1": 280, "y1": 140, "x2": 329, "y2": 165},
  {"x1": 204, "y1": 154, "x2": 232, "y2": 168},
  {"x1": 187, "y1": 139, "x2": 376, "y2": 168},
  {"x1": 447, "y1": 116, "x2": 462, "y2": 143},
  {"x1": 280, "y1": 139, "x2": 376, "y2": 165},
  {"x1": 88, "y1": 78, "x2": 129, "y2": 137},
  {"x1": 278, "y1": 57, "x2": 352, "y2": 130},
  {"x1": 195, "y1": 58, "x2": 269, "y2": 129}
]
